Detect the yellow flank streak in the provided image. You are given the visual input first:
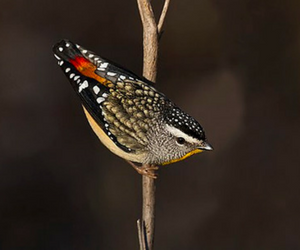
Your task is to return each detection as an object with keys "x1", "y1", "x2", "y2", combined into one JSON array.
[{"x1": 161, "y1": 149, "x2": 203, "y2": 166}]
